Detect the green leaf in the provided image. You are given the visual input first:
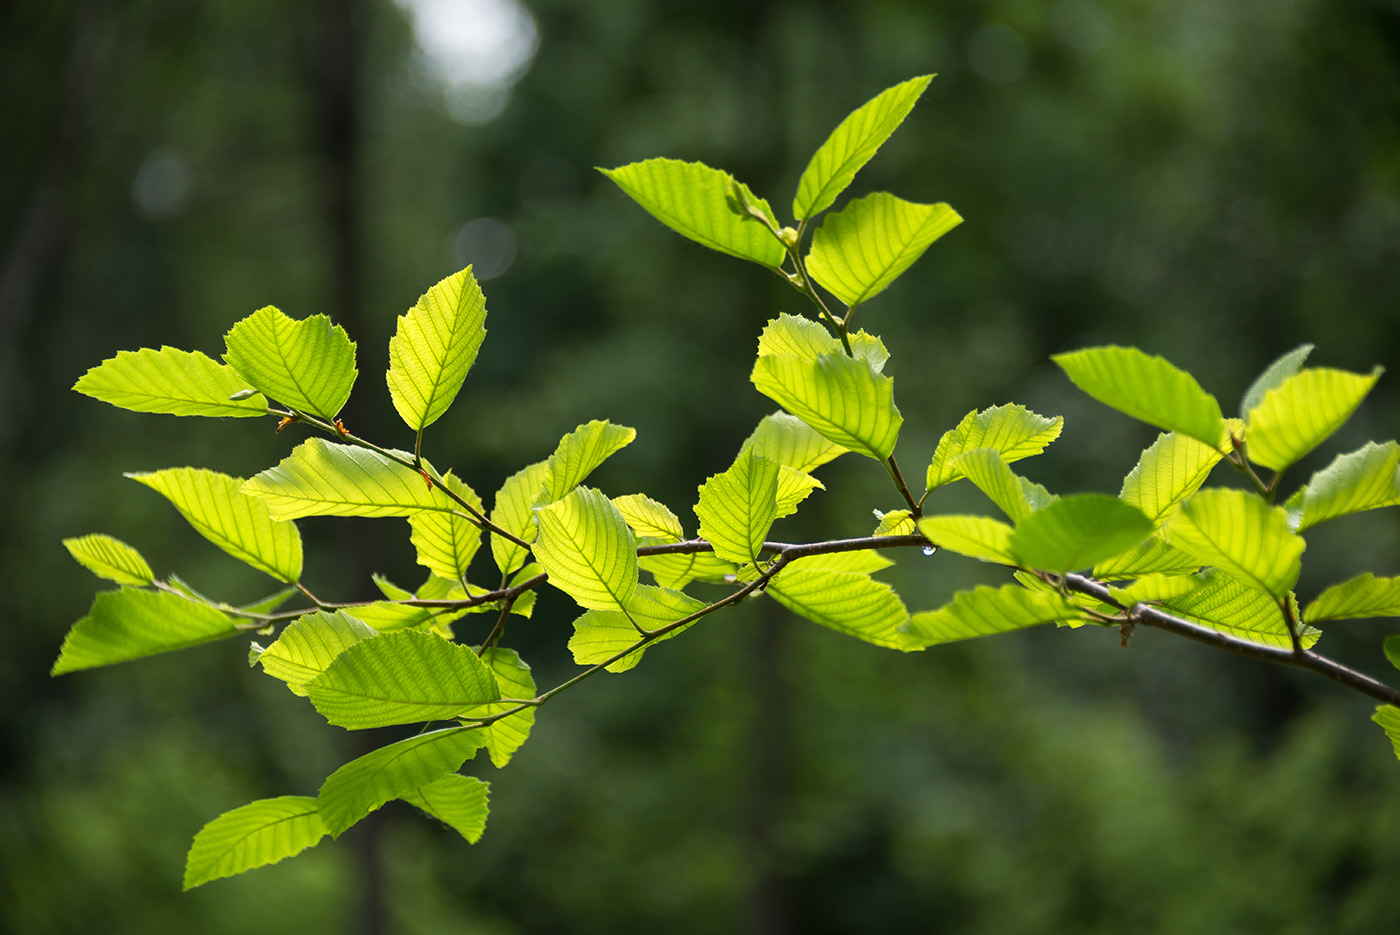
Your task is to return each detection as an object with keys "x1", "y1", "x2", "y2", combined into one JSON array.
[
  {"x1": 1093, "y1": 535, "x2": 1204, "y2": 580},
  {"x1": 1009, "y1": 494, "x2": 1153, "y2": 573},
  {"x1": 741, "y1": 411, "x2": 850, "y2": 473},
  {"x1": 600, "y1": 159, "x2": 785, "y2": 268},
  {"x1": 767, "y1": 566, "x2": 914, "y2": 650},
  {"x1": 793, "y1": 75, "x2": 933, "y2": 220},
  {"x1": 1387, "y1": 636, "x2": 1400, "y2": 672},
  {"x1": 787, "y1": 549, "x2": 894, "y2": 575},
  {"x1": 257, "y1": 611, "x2": 377, "y2": 696},
  {"x1": 754, "y1": 313, "x2": 889, "y2": 370},
  {"x1": 752, "y1": 349, "x2": 901, "y2": 461},
  {"x1": 774, "y1": 466, "x2": 824, "y2": 518},
  {"x1": 317, "y1": 726, "x2": 485, "y2": 836},
  {"x1": 1245, "y1": 366, "x2": 1384, "y2": 472},
  {"x1": 62, "y1": 534, "x2": 155, "y2": 586},
  {"x1": 1161, "y1": 572, "x2": 1317, "y2": 650},
  {"x1": 538, "y1": 420, "x2": 637, "y2": 506},
  {"x1": 473, "y1": 648, "x2": 536, "y2": 767},
  {"x1": 807, "y1": 193, "x2": 961, "y2": 307},
  {"x1": 872, "y1": 509, "x2": 916, "y2": 536},
  {"x1": 695, "y1": 450, "x2": 781, "y2": 564},
  {"x1": 343, "y1": 601, "x2": 471, "y2": 634},
  {"x1": 1053, "y1": 346, "x2": 1227, "y2": 448},
  {"x1": 387, "y1": 266, "x2": 488, "y2": 431},
  {"x1": 905, "y1": 584, "x2": 1083, "y2": 648},
  {"x1": 223, "y1": 306, "x2": 357, "y2": 419},
  {"x1": 1166, "y1": 489, "x2": 1305, "y2": 598},
  {"x1": 1240, "y1": 344, "x2": 1314, "y2": 417},
  {"x1": 401, "y1": 775, "x2": 489, "y2": 843},
  {"x1": 568, "y1": 585, "x2": 707, "y2": 673},
  {"x1": 53, "y1": 588, "x2": 238, "y2": 675},
  {"x1": 1109, "y1": 572, "x2": 1203, "y2": 606},
  {"x1": 612, "y1": 494, "x2": 684, "y2": 541},
  {"x1": 1304, "y1": 573, "x2": 1400, "y2": 623},
  {"x1": 1118, "y1": 431, "x2": 1224, "y2": 526},
  {"x1": 1373, "y1": 705, "x2": 1400, "y2": 762},
  {"x1": 1285, "y1": 441, "x2": 1400, "y2": 532},
  {"x1": 128, "y1": 467, "x2": 303, "y2": 582},
  {"x1": 183, "y1": 796, "x2": 327, "y2": 890},
  {"x1": 925, "y1": 404, "x2": 1064, "y2": 492},
  {"x1": 408, "y1": 471, "x2": 484, "y2": 581},
  {"x1": 73, "y1": 346, "x2": 268, "y2": 418},
  {"x1": 916, "y1": 515, "x2": 1016, "y2": 565},
  {"x1": 241, "y1": 438, "x2": 453, "y2": 520},
  {"x1": 955, "y1": 448, "x2": 1056, "y2": 523},
  {"x1": 638, "y1": 550, "x2": 736, "y2": 590},
  {"x1": 490, "y1": 461, "x2": 549, "y2": 577},
  {"x1": 305, "y1": 630, "x2": 500, "y2": 729},
  {"x1": 534, "y1": 486, "x2": 638, "y2": 611}
]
